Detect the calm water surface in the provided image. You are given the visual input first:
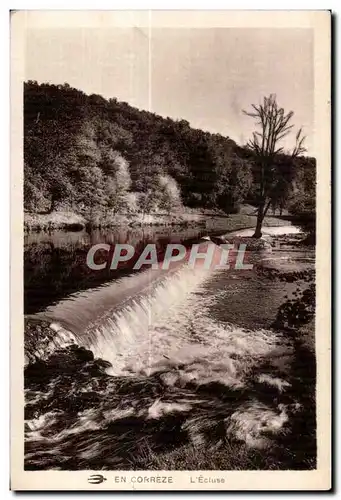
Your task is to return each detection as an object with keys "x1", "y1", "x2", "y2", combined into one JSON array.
[{"x1": 24, "y1": 227, "x2": 217, "y2": 314}]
